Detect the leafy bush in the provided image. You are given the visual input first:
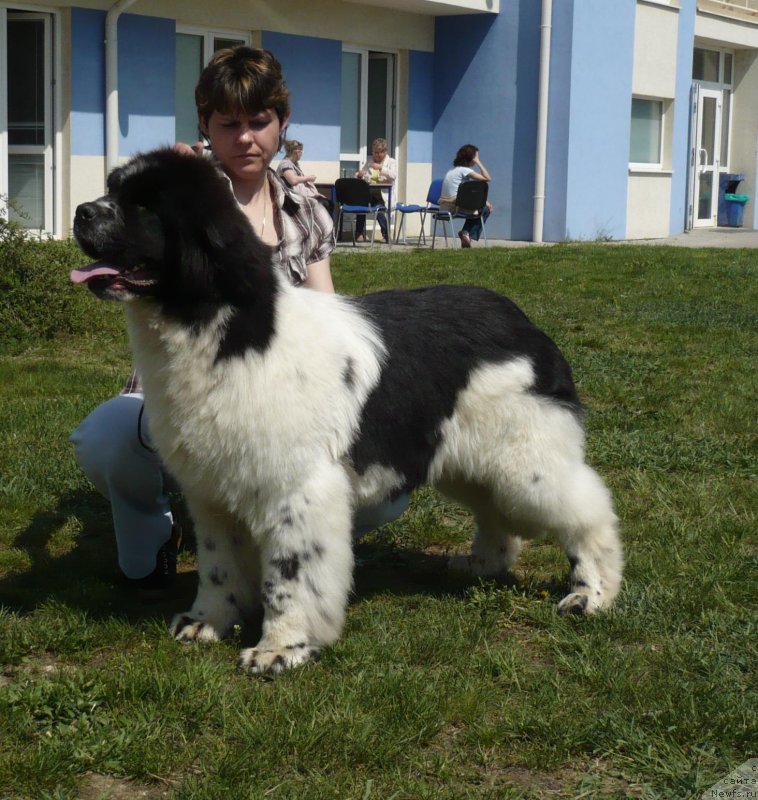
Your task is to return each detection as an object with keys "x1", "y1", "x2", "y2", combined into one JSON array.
[{"x1": 0, "y1": 231, "x2": 126, "y2": 353}]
